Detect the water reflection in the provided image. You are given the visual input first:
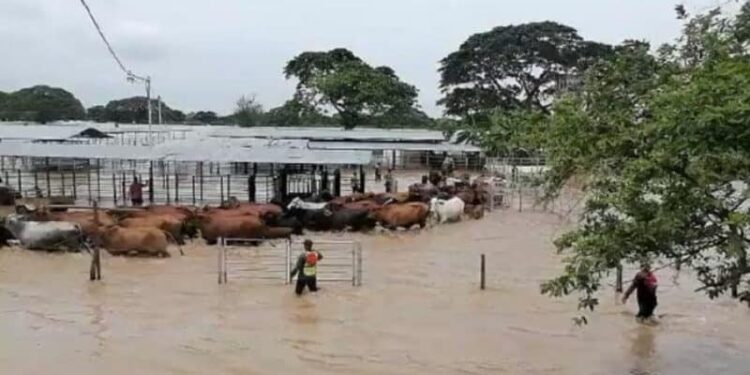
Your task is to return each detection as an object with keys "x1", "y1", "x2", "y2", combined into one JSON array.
[{"x1": 629, "y1": 326, "x2": 657, "y2": 375}]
